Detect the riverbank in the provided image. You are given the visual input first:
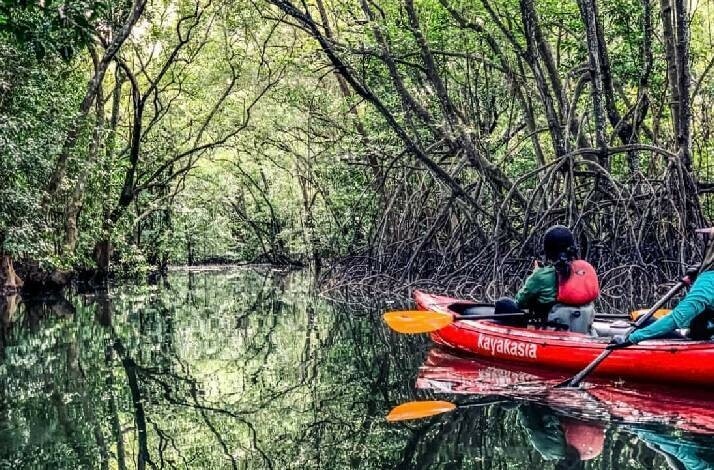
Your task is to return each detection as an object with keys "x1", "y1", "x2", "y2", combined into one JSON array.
[{"x1": 0, "y1": 259, "x2": 309, "y2": 296}]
